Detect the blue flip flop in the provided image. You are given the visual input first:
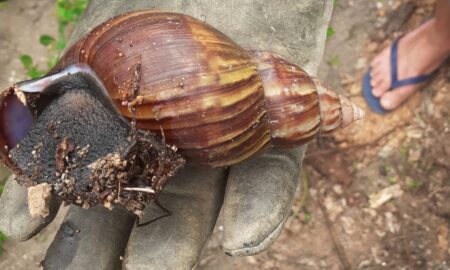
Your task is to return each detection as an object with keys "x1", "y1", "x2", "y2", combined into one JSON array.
[{"x1": 363, "y1": 38, "x2": 433, "y2": 114}]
